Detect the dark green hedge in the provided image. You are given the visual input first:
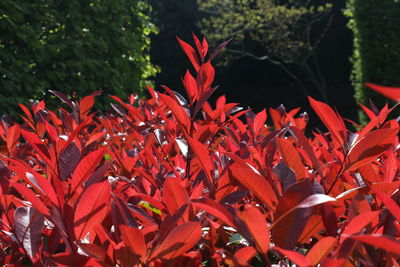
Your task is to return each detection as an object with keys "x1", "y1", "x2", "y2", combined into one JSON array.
[
  {"x1": 0, "y1": 0, "x2": 157, "y2": 116},
  {"x1": 346, "y1": 0, "x2": 400, "y2": 122}
]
